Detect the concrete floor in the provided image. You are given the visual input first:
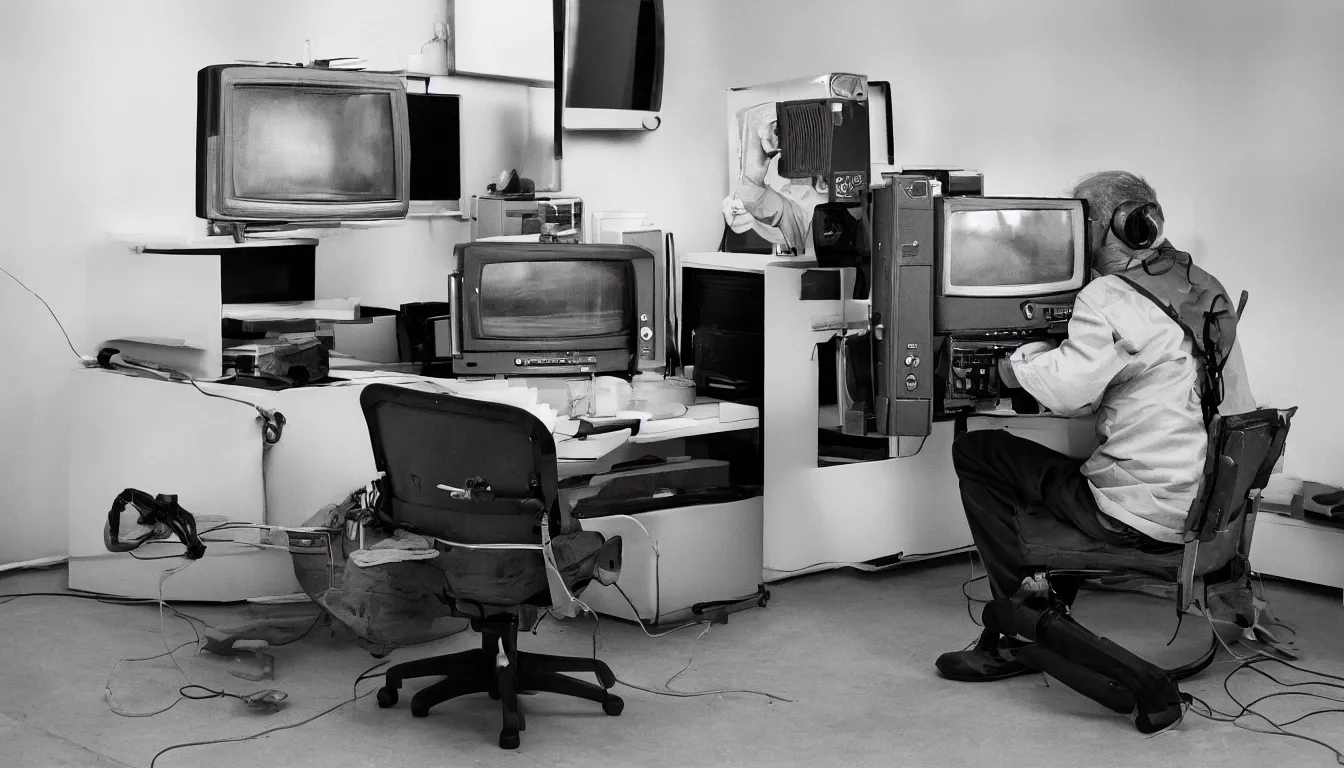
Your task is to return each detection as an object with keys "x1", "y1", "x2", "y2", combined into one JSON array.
[{"x1": 2, "y1": 561, "x2": 1342, "y2": 768}]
